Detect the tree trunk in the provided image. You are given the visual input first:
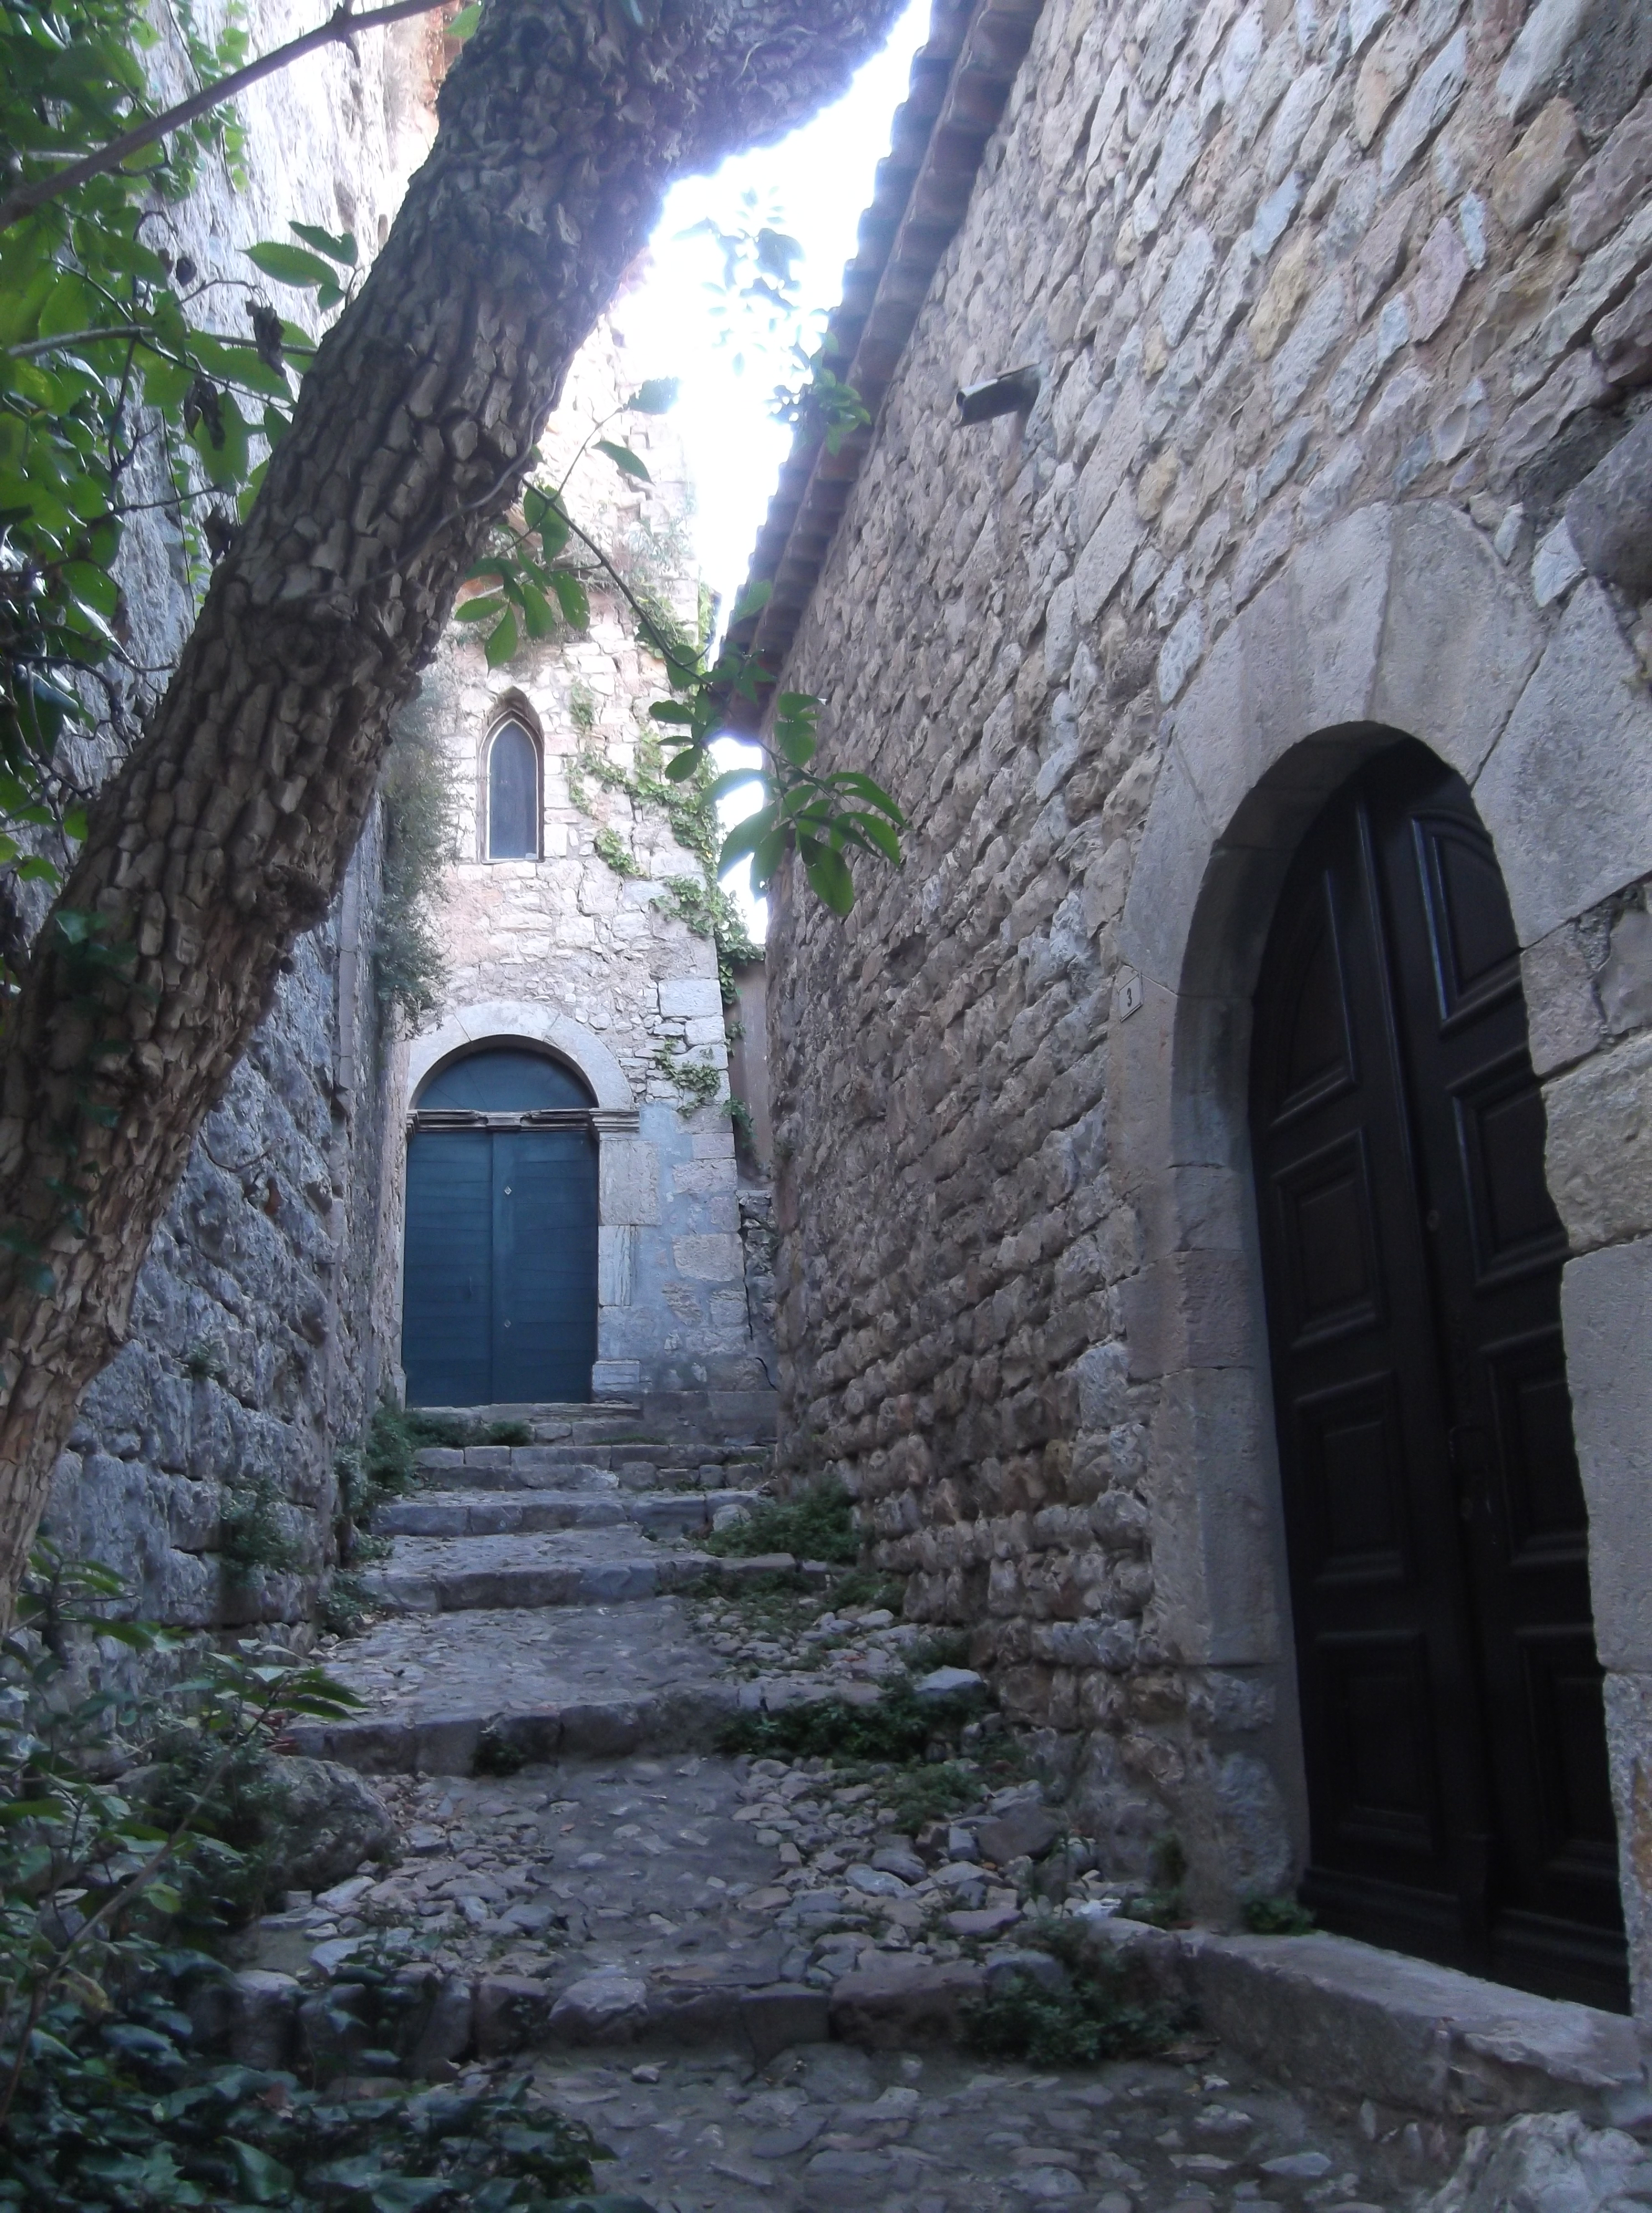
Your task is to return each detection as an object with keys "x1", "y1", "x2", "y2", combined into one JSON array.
[{"x1": 0, "y1": 0, "x2": 902, "y2": 1614}]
